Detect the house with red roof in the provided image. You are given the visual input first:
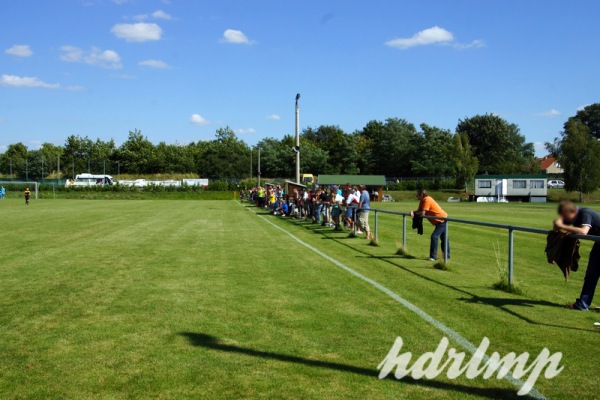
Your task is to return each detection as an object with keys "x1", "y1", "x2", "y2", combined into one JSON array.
[{"x1": 539, "y1": 156, "x2": 564, "y2": 174}]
